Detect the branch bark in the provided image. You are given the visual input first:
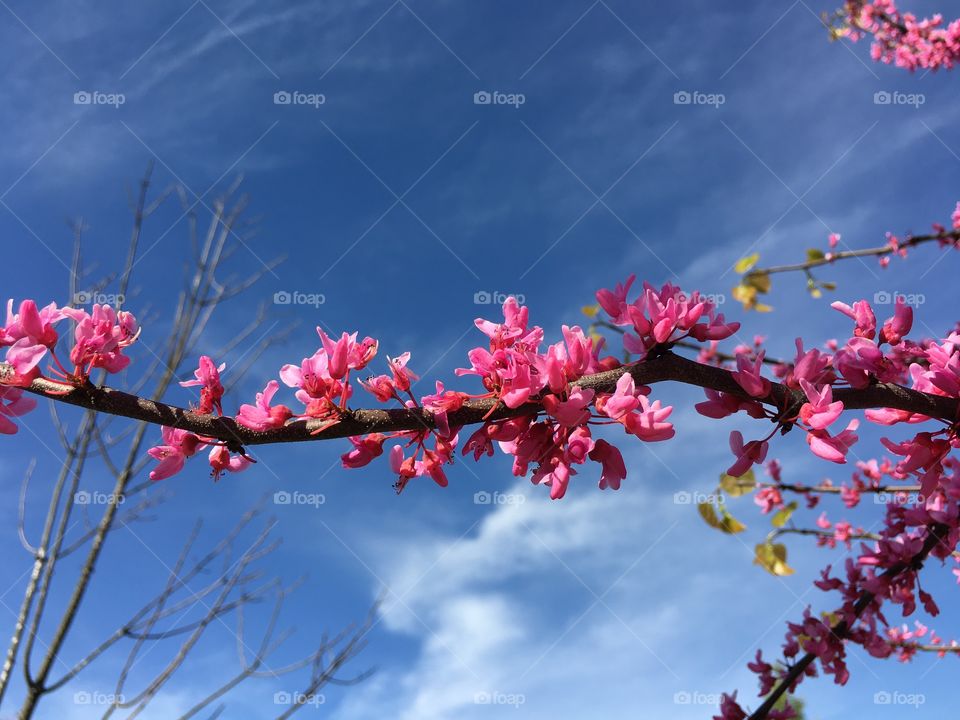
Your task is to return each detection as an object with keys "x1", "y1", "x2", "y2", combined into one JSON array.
[{"x1": 4, "y1": 350, "x2": 956, "y2": 450}]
